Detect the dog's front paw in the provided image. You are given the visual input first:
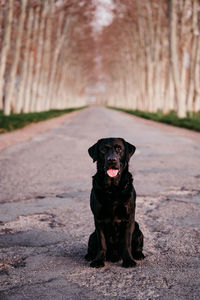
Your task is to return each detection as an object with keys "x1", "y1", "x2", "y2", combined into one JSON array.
[
  {"x1": 85, "y1": 253, "x2": 96, "y2": 261},
  {"x1": 90, "y1": 259, "x2": 105, "y2": 268},
  {"x1": 85, "y1": 254, "x2": 92, "y2": 261},
  {"x1": 122, "y1": 258, "x2": 136, "y2": 268},
  {"x1": 132, "y1": 251, "x2": 145, "y2": 260}
]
